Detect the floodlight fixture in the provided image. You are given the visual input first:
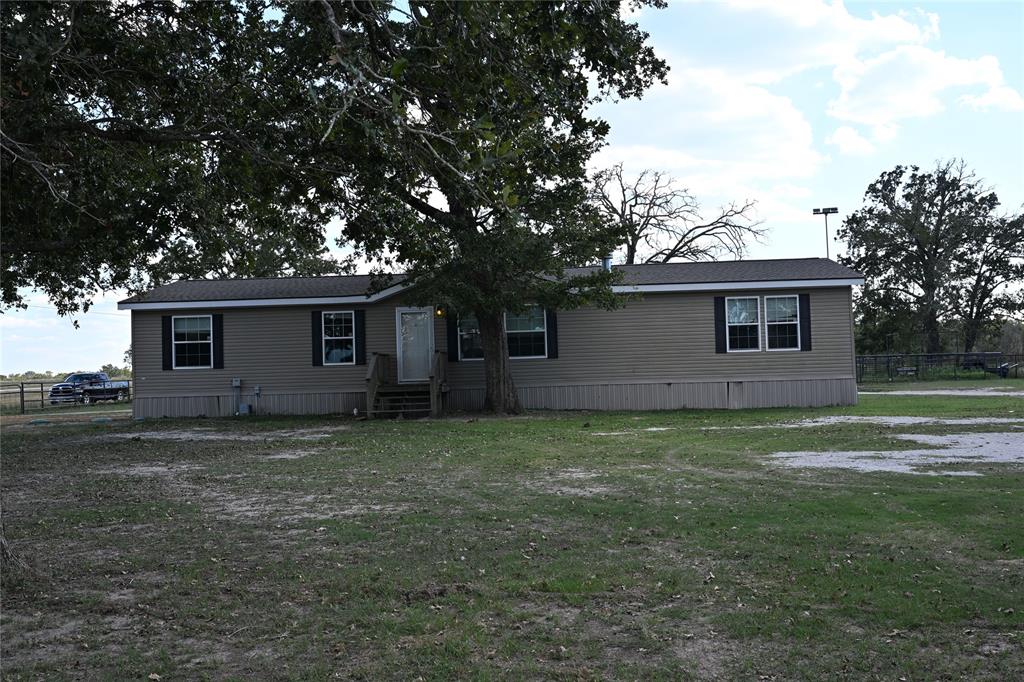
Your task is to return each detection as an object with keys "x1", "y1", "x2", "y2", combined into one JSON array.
[{"x1": 811, "y1": 207, "x2": 839, "y2": 258}]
